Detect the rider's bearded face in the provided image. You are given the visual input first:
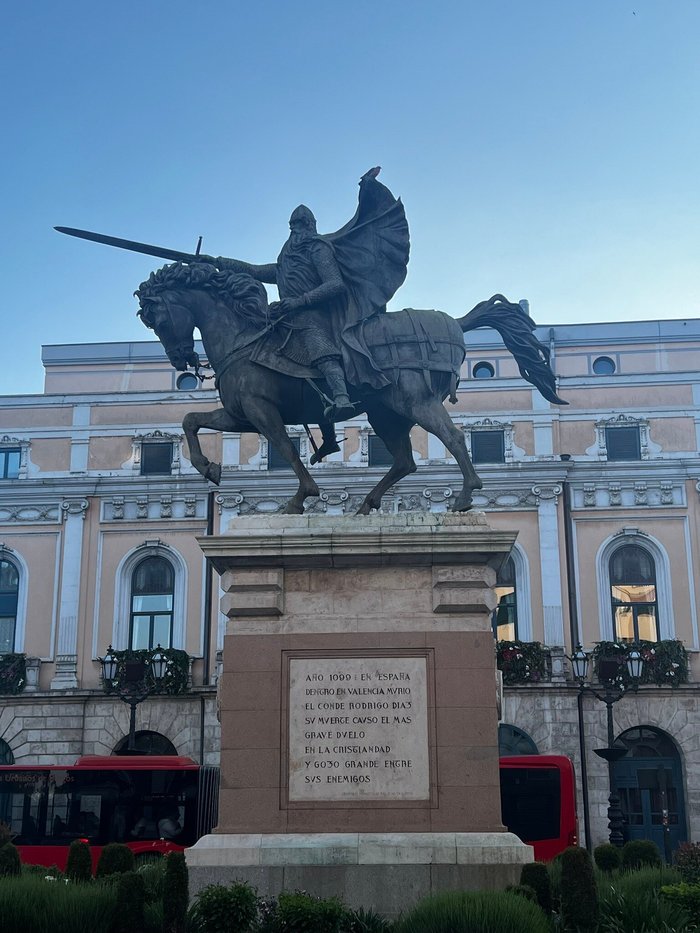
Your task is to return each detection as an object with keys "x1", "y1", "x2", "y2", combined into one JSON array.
[{"x1": 288, "y1": 211, "x2": 317, "y2": 246}]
